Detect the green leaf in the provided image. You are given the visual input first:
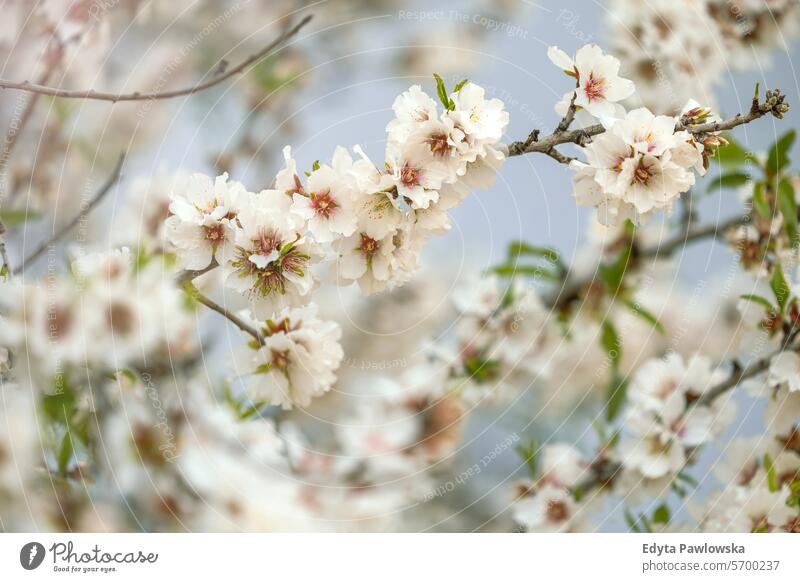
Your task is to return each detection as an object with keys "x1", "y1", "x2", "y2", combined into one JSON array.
[
  {"x1": 777, "y1": 178, "x2": 798, "y2": 247},
  {"x1": 0, "y1": 209, "x2": 40, "y2": 228},
  {"x1": 708, "y1": 172, "x2": 750, "y2": 192},
  {"x1": 652, "y1": 503, "x2": 671, "y2": 525},
  {"x1": 433, "y1": 73, "x2": 455, "y2": 111},
  {"x1": 605, "y1": 376, "x2": 628, "y2": 422},
  {"x1": 764, "y1": 453, "x2": 779, "y2": 492},
  {"x1": 767, "y1": 129, "x2": 796, "y2": 177},
  {"x1": 715, "y1": 136, "x2": 751, "y2": 168},
  {"x1": 506, "y1": 240, "x2": 562, "y2": 267},
  {"x1": 739, "y1": 294, "x2": 776, "y2": 312},
  {"x1": 42, "y1": 382, "x2": 76, "y2": 425},
  {"x1": 600, "y1": 319, "x2": 621, "y2": 370},
  {"x1": 599, "y1": 244, "x2": 632, "y2": 295},
  {"x1": 492, "y1": 264, "x2": 559, "y2": 281},
  {"x1": 516, "y1": 439, "x2": 539, "y2": 480},
  {"x1": 57, "y1": 432, "x2": 74, "y2": 476},
  {"x1": 464, "y1": 356, "x2": 500, "y2": 383},
  {"x1": 311, "y1": 160, "x2": 320, "y2": 172},
  {"x1": 752, "y1": 182, "x2": 772, "y2": 219},
  {"x1": 622, "y1": 299, "x2": 665, "y2": 334},
  {"x1": 770, "y1": 265, "x2": 791, "y2": 315},
  {"x1": 453, "y1": 78, "x2": 470, "y2": 92}
]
